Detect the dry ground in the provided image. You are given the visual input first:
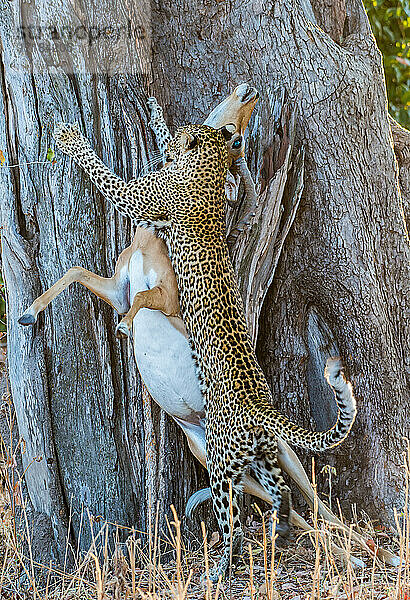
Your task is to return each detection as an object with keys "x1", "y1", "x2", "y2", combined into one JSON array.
[{"x1": 0, "y1": 364, "x2": 408, "y2": 600}]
